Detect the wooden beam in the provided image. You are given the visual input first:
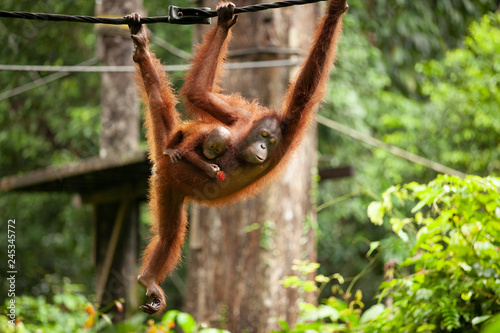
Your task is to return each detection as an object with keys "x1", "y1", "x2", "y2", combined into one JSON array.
[
  {"x1": 318, "y1": 165, "x2": 354, "y2": 181},
  {"x1": 0, "y1": 151, "x2": 149, "y2": 193}
]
